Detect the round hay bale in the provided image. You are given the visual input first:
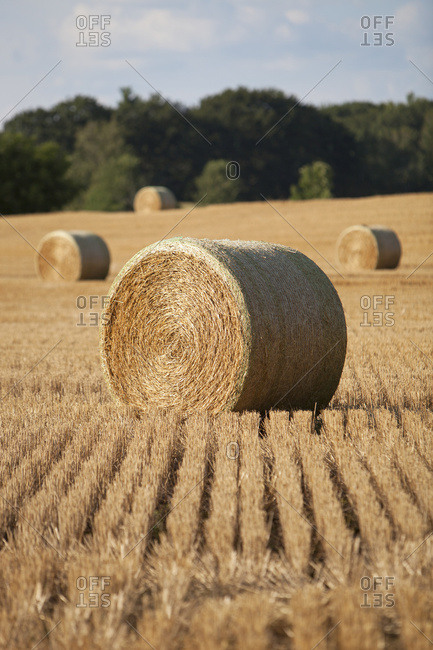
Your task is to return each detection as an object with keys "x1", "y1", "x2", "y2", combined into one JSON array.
[
  {"x1": 100, "y1": 237, "x2": 347, "y2": 413},
  {"x1": 133, "y1": 186, "x2": 176, "y2": 212},
  {"x1": 36, "y1": 230, "x2": 110, "y2": 281},
  {"x1": 337, "y1": 225, "x2": 401, "y2": 271}
]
